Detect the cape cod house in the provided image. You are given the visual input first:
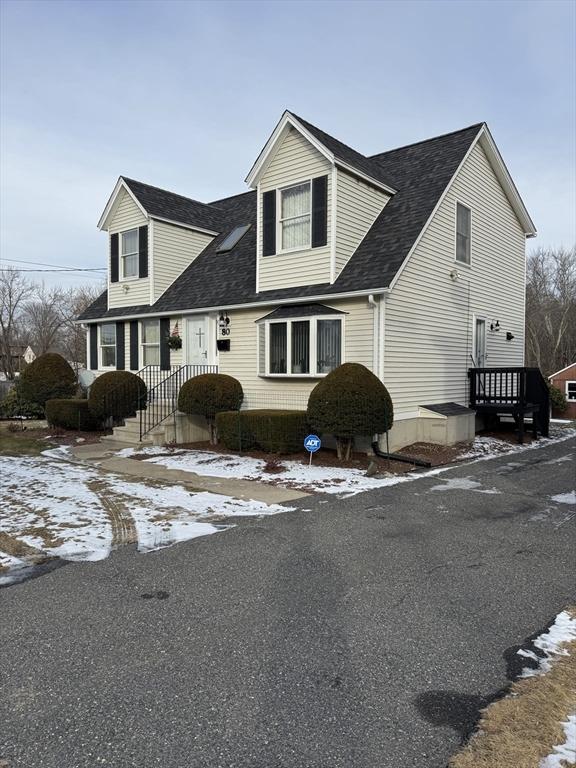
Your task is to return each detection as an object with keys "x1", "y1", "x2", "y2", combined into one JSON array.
[{"x1": 78, "y1": 111, "x2": 538, "y2": 449}]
